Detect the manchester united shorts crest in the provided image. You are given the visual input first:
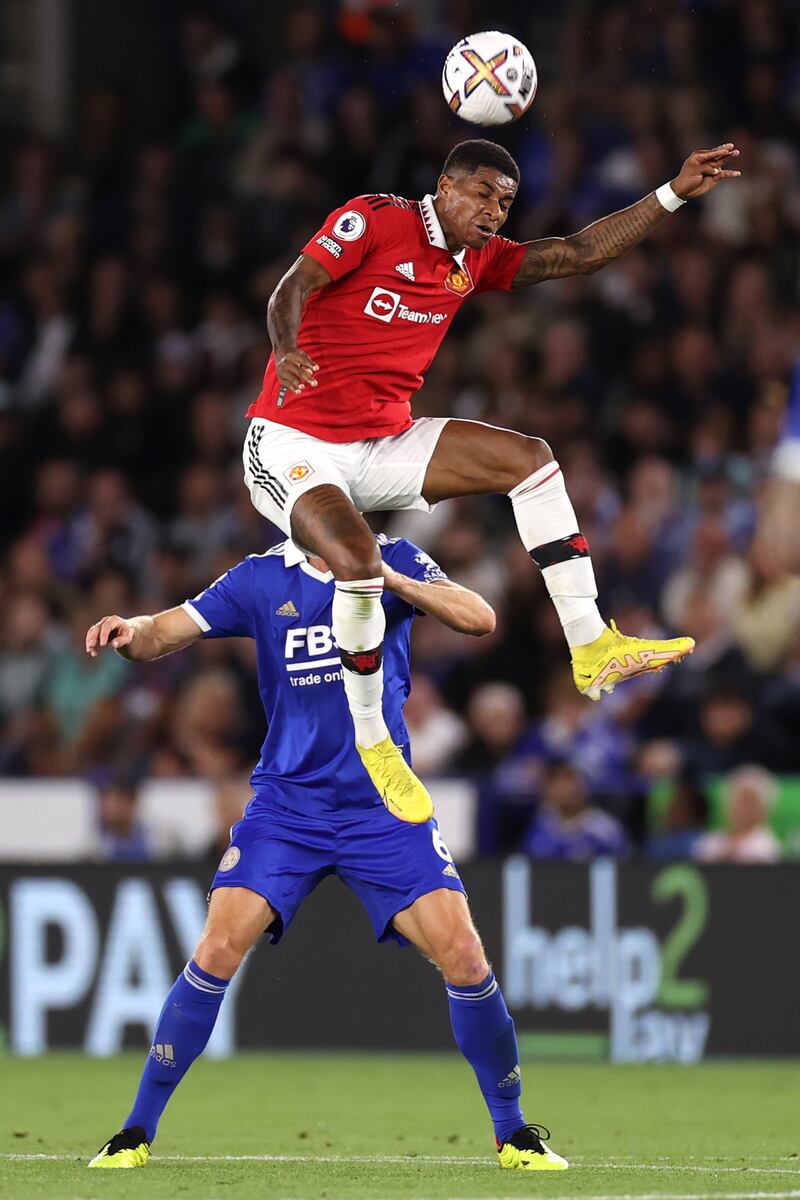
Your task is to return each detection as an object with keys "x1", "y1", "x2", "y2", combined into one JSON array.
[{"x1": 243, "y1": 417, "x2": 450, "y2": 534}]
